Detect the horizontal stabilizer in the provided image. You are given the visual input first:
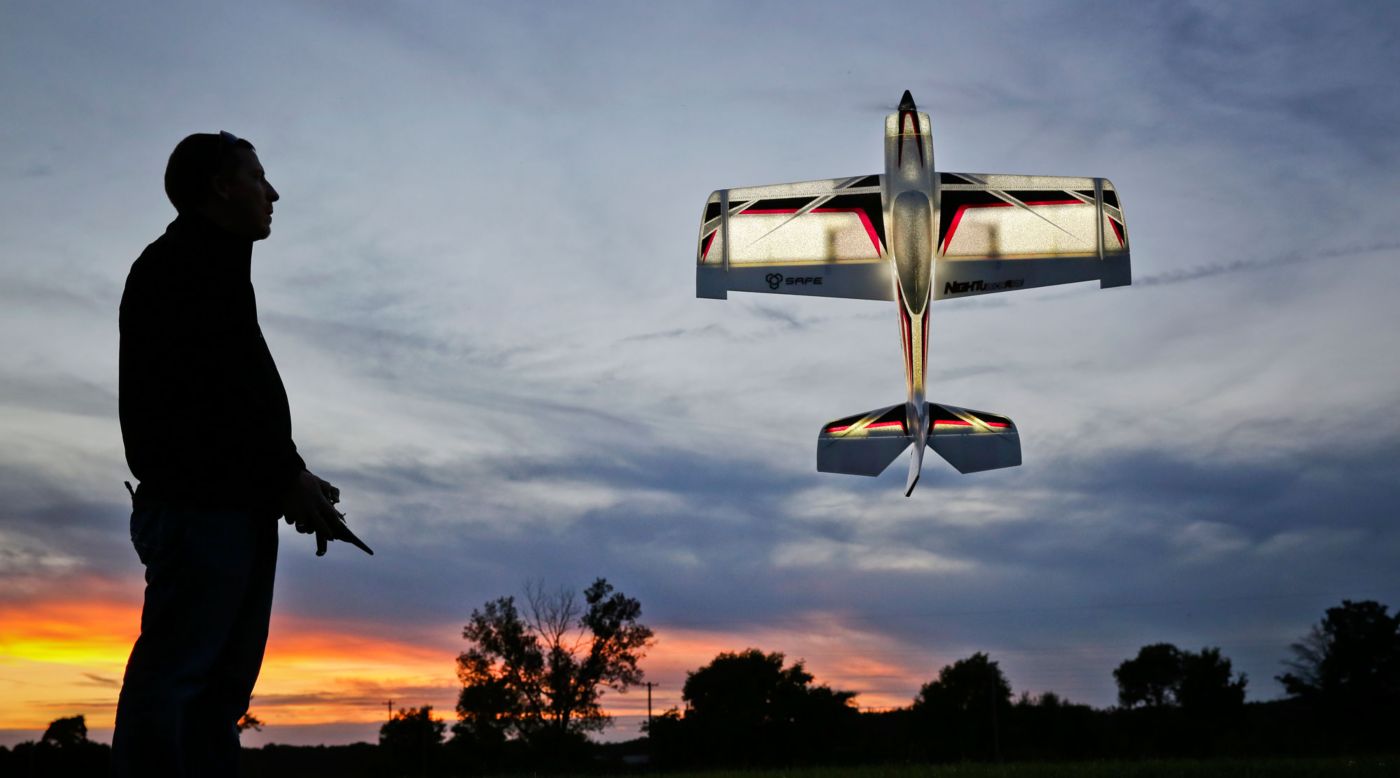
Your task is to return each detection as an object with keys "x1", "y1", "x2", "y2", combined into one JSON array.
[
  {"x1": 926, "y1": 403, "x2": 1021, "y2": 474},
  {"x1": 817, "y1": 404, "x2": 913, "y2": 477},
  {"x1": 817, "y1": 402, "x2": 1020, "y2": 480}
]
